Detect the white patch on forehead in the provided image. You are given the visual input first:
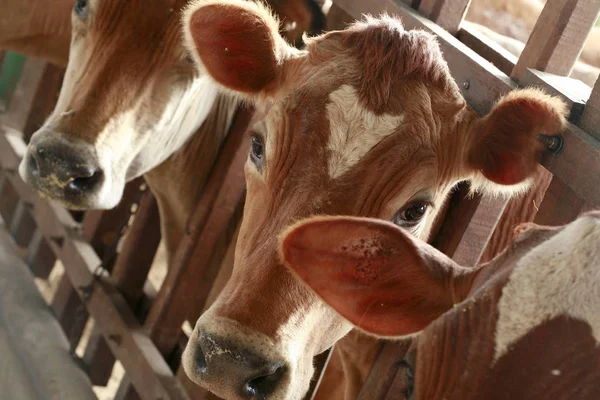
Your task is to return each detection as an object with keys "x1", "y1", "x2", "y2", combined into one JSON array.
[
  {"x1": 326, "y1": 85, "x2": 403, "y2": 179},
  {"x1": 494, "y1": 215, "x2": 600, "y2": 361}
]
